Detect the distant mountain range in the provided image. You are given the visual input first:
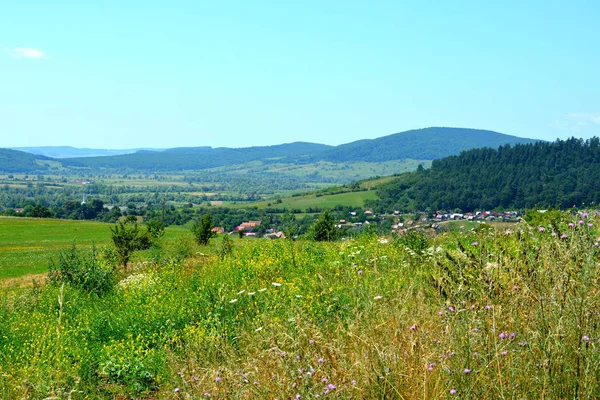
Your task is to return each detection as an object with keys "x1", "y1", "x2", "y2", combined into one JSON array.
[
  {"x1": 8, "y1": 146, "x2": 164, "y2": 158},
  {"x1": 1, "y1": 127, "x2": 542, "y2": 176}
]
